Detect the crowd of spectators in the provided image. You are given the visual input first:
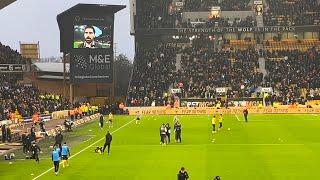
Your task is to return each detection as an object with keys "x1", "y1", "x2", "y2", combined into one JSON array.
[
  {"x1": 127, "y1": 44, "x2": 177, "y2": 106},
  {"x1": 128, "y1": 40, "x2": 320, "y2": 106},
  {"x1": 0, "y1": 79, "x2": 71, "y2": 120},
  {"x1": 136, "y1": 0, "x2": 254, "y2": 29},
  {"x1": 181, "y1": 16, "x2": 257, "y2": 28},
  {"x1": 127, "y1": 42, "x2": 264, "y2": 106},
  {"x1": 136, "y1": 0, "x2": 320, "y2": 28},
  {"x1": 0, "y1": 42, "x2": 70, "y2": 120},
  {"x1": 263, "y1": 0, "x2": 320, "y2": 26},
  {"x1": 136, "y1": 0, "x2": 179, "y2": 29},
  {"x1": 184, "y1": 0, "x2": 251, "y2": 11},
  {"x1": 177, "y1": 47, "x2": 262, "y2": 99},
  {"x1": 264, "y1": 48, "x2": 320, "y2": 104},
  {"x1": 306, "y1": 88, "x2": 320, "y2": 100},
  {"x1": 0, "y1": 42, "x2": 27, "y2": 64}
]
